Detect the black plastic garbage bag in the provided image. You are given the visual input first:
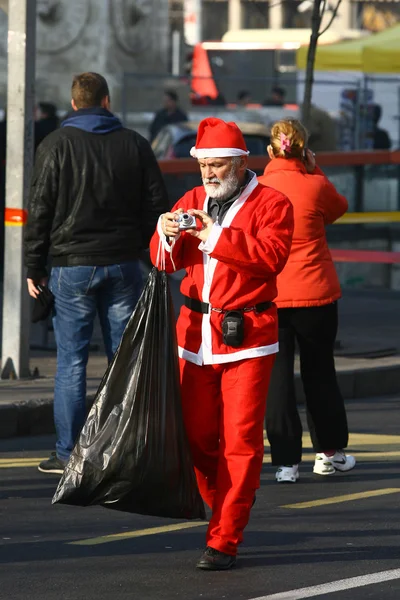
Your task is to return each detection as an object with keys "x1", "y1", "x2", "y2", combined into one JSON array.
[{"x1": 52, "y1": 267, "x2": 205, "y2": 520}]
